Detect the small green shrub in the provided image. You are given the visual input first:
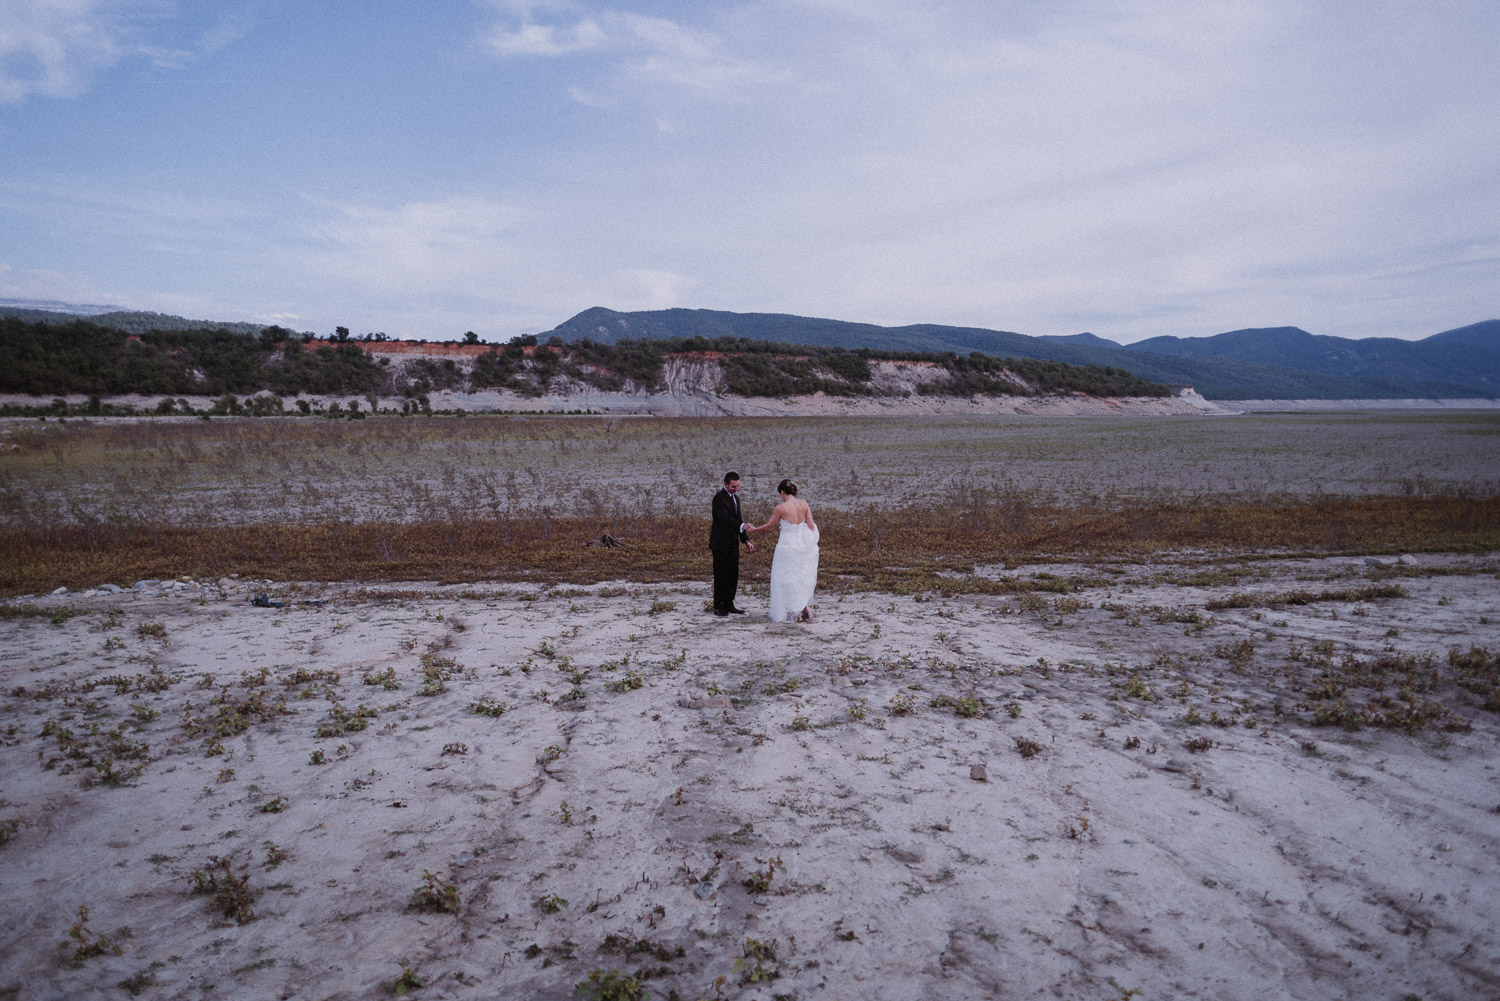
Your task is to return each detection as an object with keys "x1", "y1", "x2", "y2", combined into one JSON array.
[
  {"x1": 742, "y1": 854, "x2": 784, "y2": 894},
  {"x1": 188, "y1": 856, "x2": 255, "y2": 924},
  {"x1": 576, "y1": 966, "x2": 646, "y2": 1001},
  {"x1": 609, "y1": 670, "x2": 645, "y2": 693},
  {"x1": 408, "y1": 871, "x2": 460, "y2": 914},
  {"x1": 733, "y1": 937, "x2": 780, "y2": 983},
  {"x1": 535, "y1": 893, "x2": 568, "y2": 914},
  {"x1": 363, "y1": 667, "x2": 399, "y2": 690},
  {"x1": 394, "y1": 961, "x2": 424, "y2": 995},
  {"x1": 59, "y1": 905, "x2": 122, "y2": 966}
]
